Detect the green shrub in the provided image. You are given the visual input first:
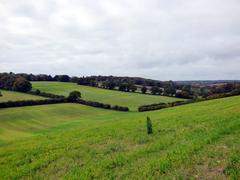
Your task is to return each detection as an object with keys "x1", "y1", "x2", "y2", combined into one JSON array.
[
  {"x1": 146, "y1": 116, "x2": 153, "y2": 134},
  {"x1": 35, "y1": 89, "x2": 40, "y2": 95},
  {"x1": 68, "y1": 91, "x2": 81, "y2": 102}
]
